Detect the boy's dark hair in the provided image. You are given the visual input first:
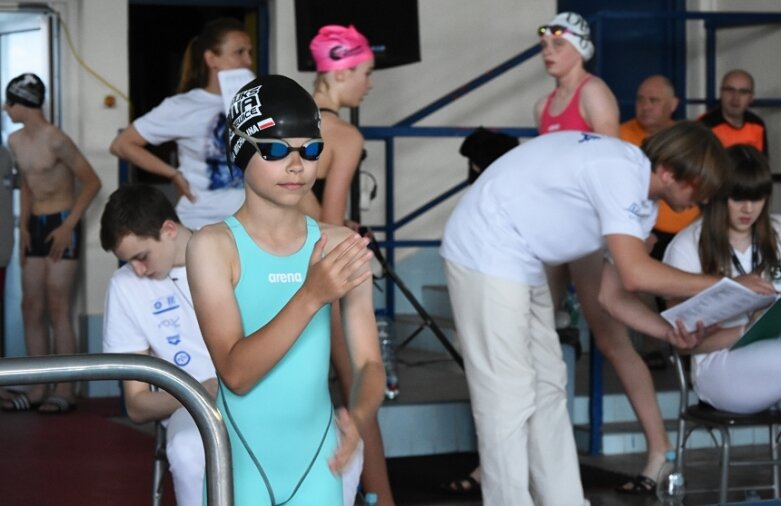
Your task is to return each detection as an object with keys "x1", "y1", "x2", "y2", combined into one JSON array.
[{"x1": 100, "y1": 184, "x2": 180, "y2": 251}]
